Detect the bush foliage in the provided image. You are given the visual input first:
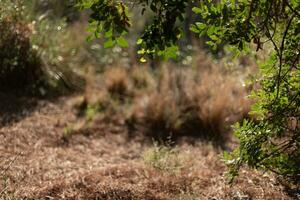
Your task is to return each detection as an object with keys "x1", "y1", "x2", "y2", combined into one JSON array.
[
  {"x1": 0, "y1": 0, "x2": 84, "y2": 95},
  {"x1": 193, "y1": 0, "x2": 300, "y2": 182},
  {"x1": 0, "y1": 1, "x2": 42, "y2": 91}
]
